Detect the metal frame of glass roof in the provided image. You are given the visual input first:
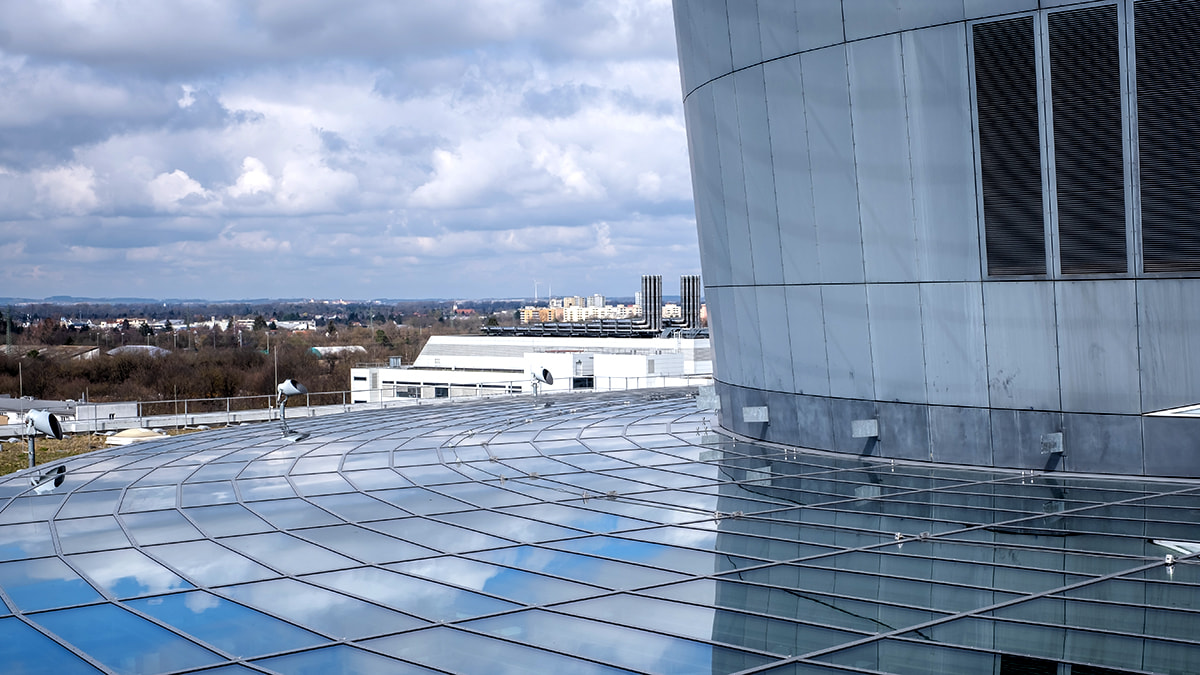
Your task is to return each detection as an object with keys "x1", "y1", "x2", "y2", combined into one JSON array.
[{"x1": 0, "y1": 388, "x2": 1196, "y2": 674}]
